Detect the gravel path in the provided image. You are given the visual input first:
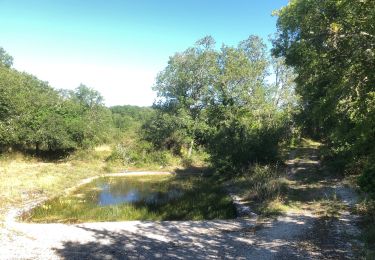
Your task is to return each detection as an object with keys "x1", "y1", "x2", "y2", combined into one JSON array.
[
  {"x1": 283, "y1": 147, "x2": 363, "y2": 259},
  {"x1": 0, "y1": 153, "x2": 363, "y2": 259},
  {"x1": 1, "y1": 214, "x2": 318, "y2": 259}
]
